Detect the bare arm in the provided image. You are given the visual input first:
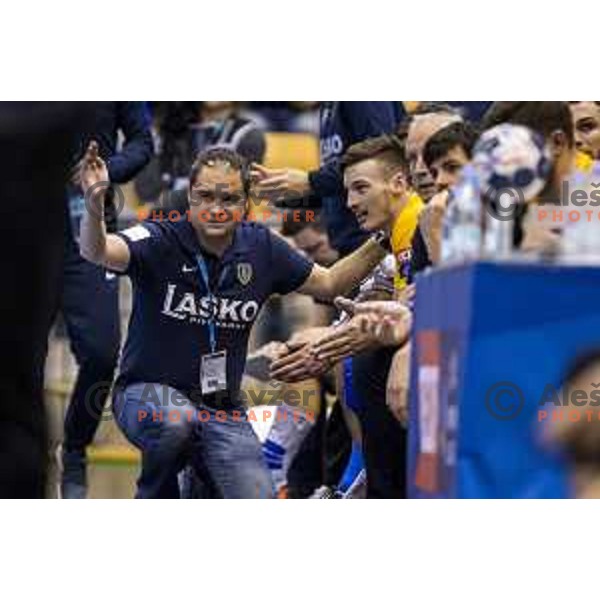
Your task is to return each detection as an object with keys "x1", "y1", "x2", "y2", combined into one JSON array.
[
  {"x1": 297, "y1": 237, "x2": 387, "y2": 301},
  {"x1": 386, "y1": 342, "x2": 411, "y2": 425},
  {"x1": 79, "y1": 141, "x2": 130, "y2": 272}
]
